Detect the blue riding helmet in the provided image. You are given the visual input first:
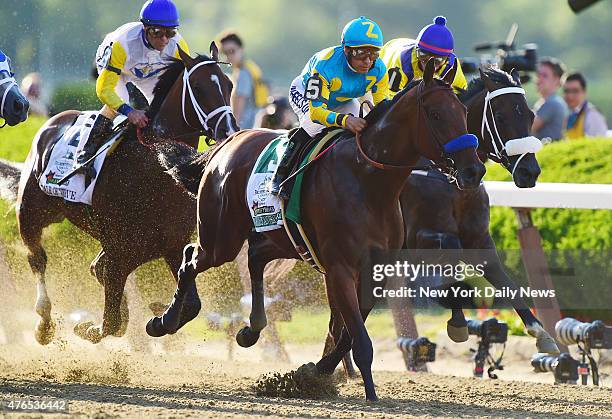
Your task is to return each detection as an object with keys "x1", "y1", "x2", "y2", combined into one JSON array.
[
  {"x1": 140, "y1": 0, "x2": 180, "y2": 27},
  {"x1": 341, "y1": 16, "x2": 384, "y2": 49},
  {"x1": 416, "y1": 16, "x2": 454, "y2": 57}
]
